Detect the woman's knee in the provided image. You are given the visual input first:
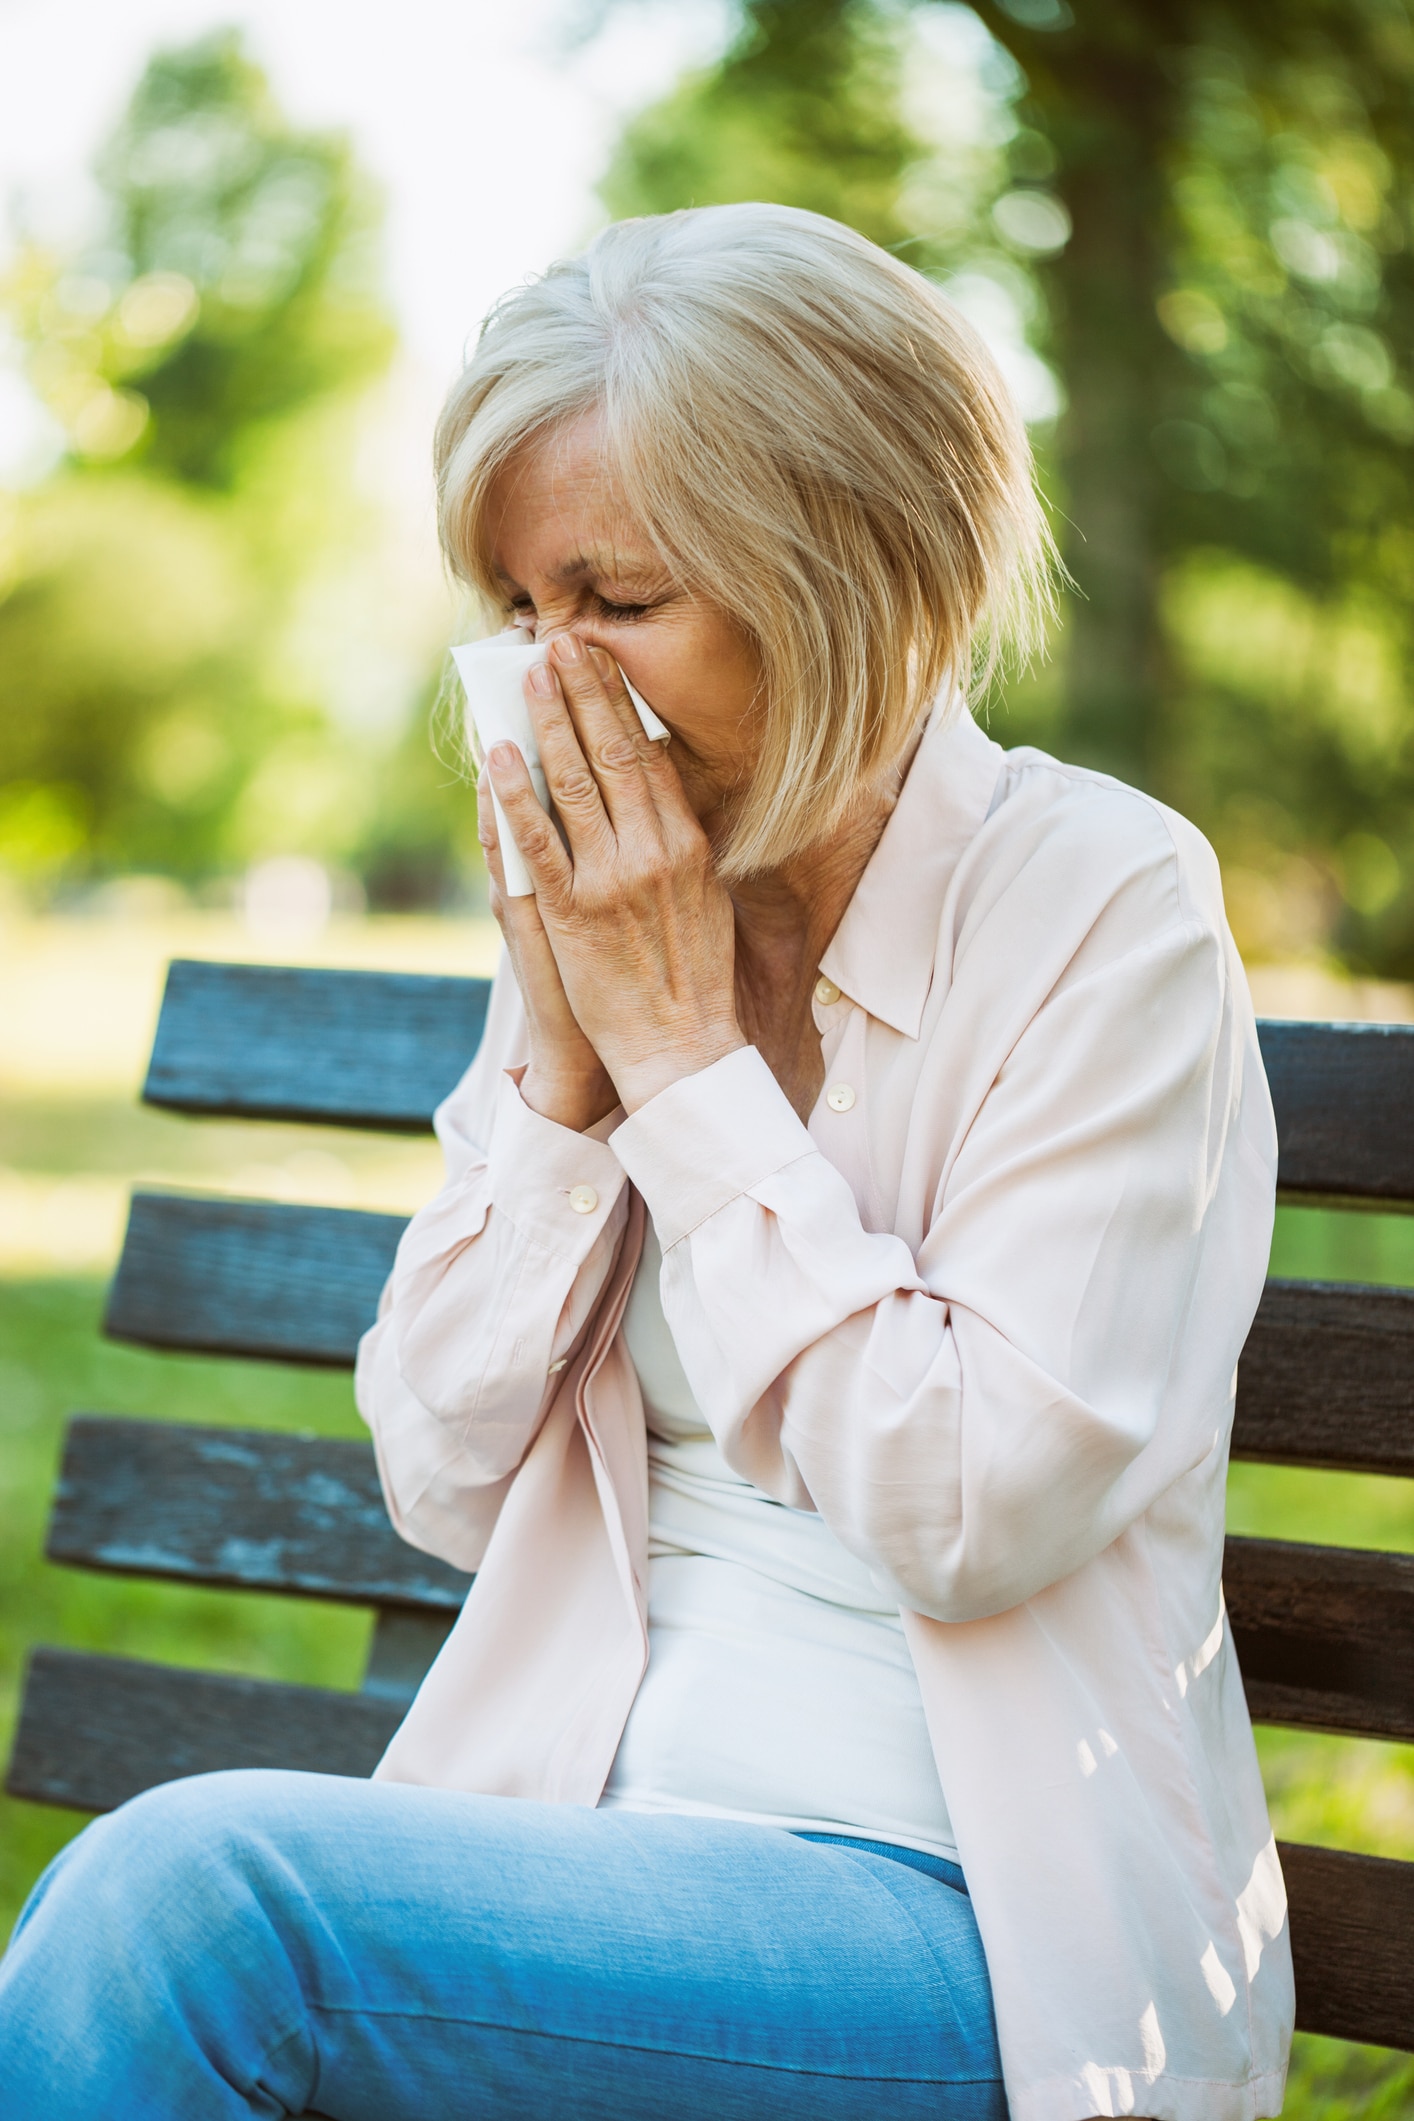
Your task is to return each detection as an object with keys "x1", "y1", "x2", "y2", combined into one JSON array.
[
  {"x1": 0, "y1": 1772, "x2": 327, "y2": 2111},
  {"x1": 17, "y1": 1769, "x2": 318, "y2": 1954}
]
